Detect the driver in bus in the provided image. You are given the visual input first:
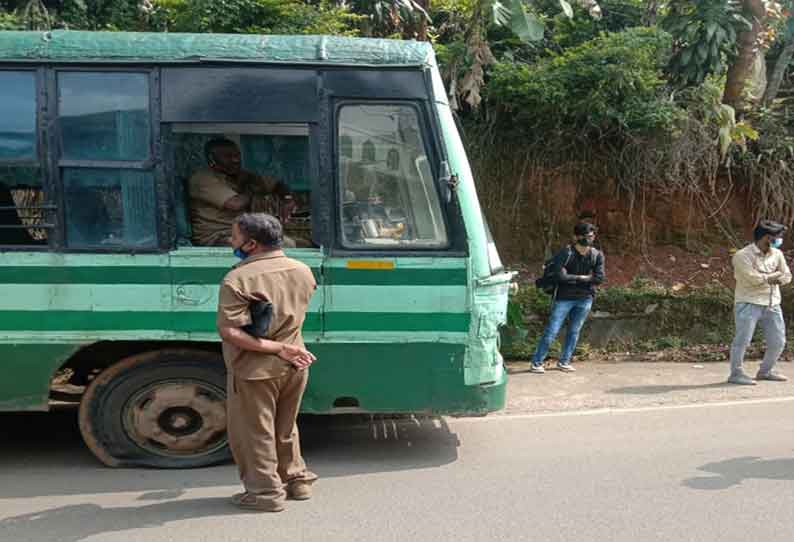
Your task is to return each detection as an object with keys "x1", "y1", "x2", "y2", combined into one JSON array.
[{"x1": 189, "y1": 138, "x2": 298, "y2": 247}]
